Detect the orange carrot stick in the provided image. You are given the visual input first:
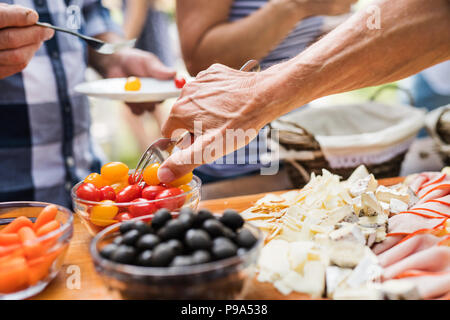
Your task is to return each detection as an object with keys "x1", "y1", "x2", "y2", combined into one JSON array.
[
  {"x1": 18, "y1": 227, "x2": 44, "y2": 259},
  {"x1": 0, "y1": 216, "x2": 33, "y2": 234},
  {"x1": 0, "y1": 257, "x2": 29, "y2": 294},
  {"x1": 27, "y1": 247, "x2": 62, "y2": 286},
  {"x1": 0, "y1": 233, "x2": 20, "y2": 246},
  {"x1": 33, "y1": 205, "x2": 58, "y2": 231},
  {"x1": 36, "y1": 220, "x2": 60, "y2": 237}
]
